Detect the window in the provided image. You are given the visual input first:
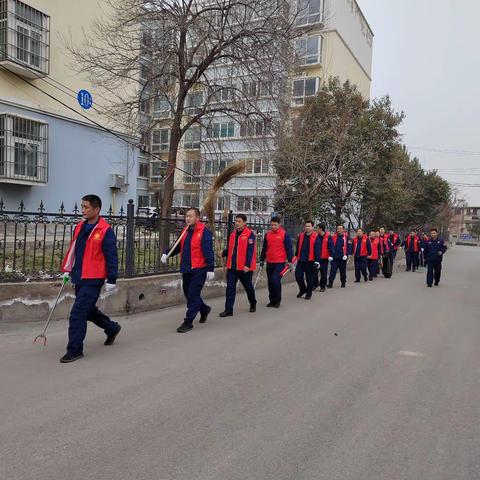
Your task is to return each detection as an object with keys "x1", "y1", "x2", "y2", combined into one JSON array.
[
  {"x1": 207, "y1": 122, "x2": 235, "y2": 139},
  {"x1": 242, "y1": 81, "x2": 257, "y2": 98},
  {"x1": 0, "y1": 114, "x2": 48, "y2": 183},
  {"x1": 138, "y1": 195, "x2": 149, "y2": 207},
  {"x1": 183, "y1": 160, "x2": 200, "y2": 183},
  {"x1": 216, "y1": 196, "x2": 231, "y2": 211},
  {"x1": 295, "y1": 36, "x2": 322, "y2": 65},
  {"x1": 237, "y1": 196, "x2": 251, "y2": 212},
  {"x1": 204, "y1": 159, "x2": 231, "y2": 175},
  {"x1": 240, "y1": 119, "x2": 272, "y2": 137},
  {"x1": 243, "y1": 159, "x2": 270, "y2": 174},
  {"x1": 153, "y1": 95, "x2": 171, "y2": 118},
  {"x1": 208, "y1": 85, "x2": 235, "y2": 103},
  {"x1": 296, "y1": 0, "x2": 323, "y2": 26},
  {"x1": 237, "y1": 196, "x2": 269, "y2": 212},
  {"x1": 185, "y1": 91, "x2": 203, "y2": 114},
  {"x1": 152, "y1": 129, "x2": 169, "y2": 152},
  {"x1": 140, "y1": 97, "x2": 151, "y2": 114},
  {"x1": 150, "y1": 162, "x2": 164, "y2": 183},
  {"x1": 139, "y1": 162, "x2": 149, "y2": 178},
  {"x1": 183, "y1": 193, "x2": 199, "y2": 207},
  {"x1": 184, "y1": 126, "x2": 201, "y2": 149},
  {"x1": 1, "y1": 1, "x2": 50, "y2": 75},
  {"x1": 292, "y1": 77, "x2": 319, "y2": 105},
  {"x1": 259, "y1": 81, "x2": 273, "y2": 97}
]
